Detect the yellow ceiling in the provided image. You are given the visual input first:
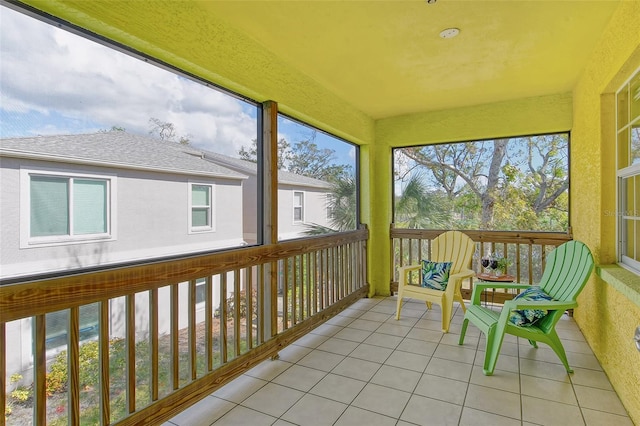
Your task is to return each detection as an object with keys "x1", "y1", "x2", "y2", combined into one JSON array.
[
  {"x1": 200, "y1": 0, "x2": 620, "y2": 119},
  {"x1": 17, "y1": 0, "x2": 621, "y2": 123}
]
